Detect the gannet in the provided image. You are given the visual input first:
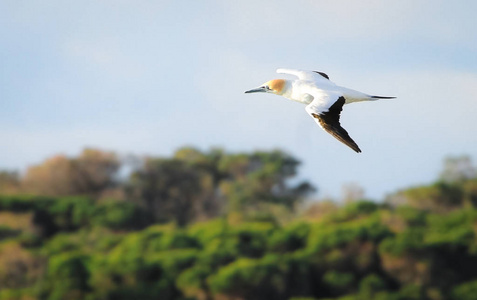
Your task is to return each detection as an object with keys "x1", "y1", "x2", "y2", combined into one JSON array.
[{"x1": 245, "y1": 68, "x2": 395, "y2": 153}]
